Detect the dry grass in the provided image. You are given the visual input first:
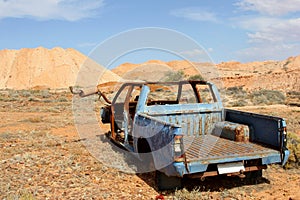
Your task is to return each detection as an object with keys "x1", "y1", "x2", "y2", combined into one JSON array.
[
  {"x1": 285, "y1": 132, "x2": 300, "y2": 169},
  {"x1": 174, "y1": 188, "x2": 207, "y2": 200},
  {"x1": 0, "y1": 88, "x2": 299, "y2": 199},
  {"x1": 224, "y1": 87, "x2": 286, "y2": 107}
]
